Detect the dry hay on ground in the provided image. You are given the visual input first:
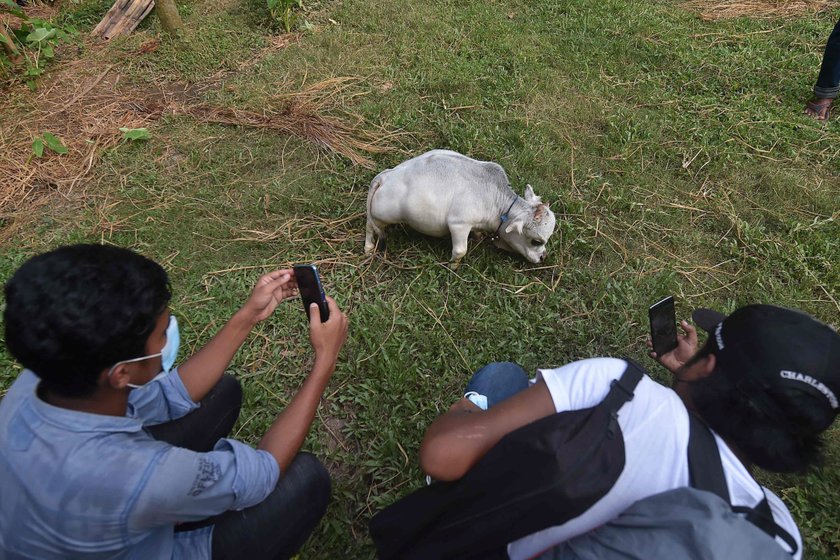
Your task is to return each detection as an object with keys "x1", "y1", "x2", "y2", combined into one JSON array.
[
  {"x1": 683, "y1": 0, "x2": 834, "y2": 20},
  {"x1": 0, "y1": 53, "x2": 395, "y2": 241},
  {"x1": 0, "y1": 59, "x2": 150, "y2": 238}
]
